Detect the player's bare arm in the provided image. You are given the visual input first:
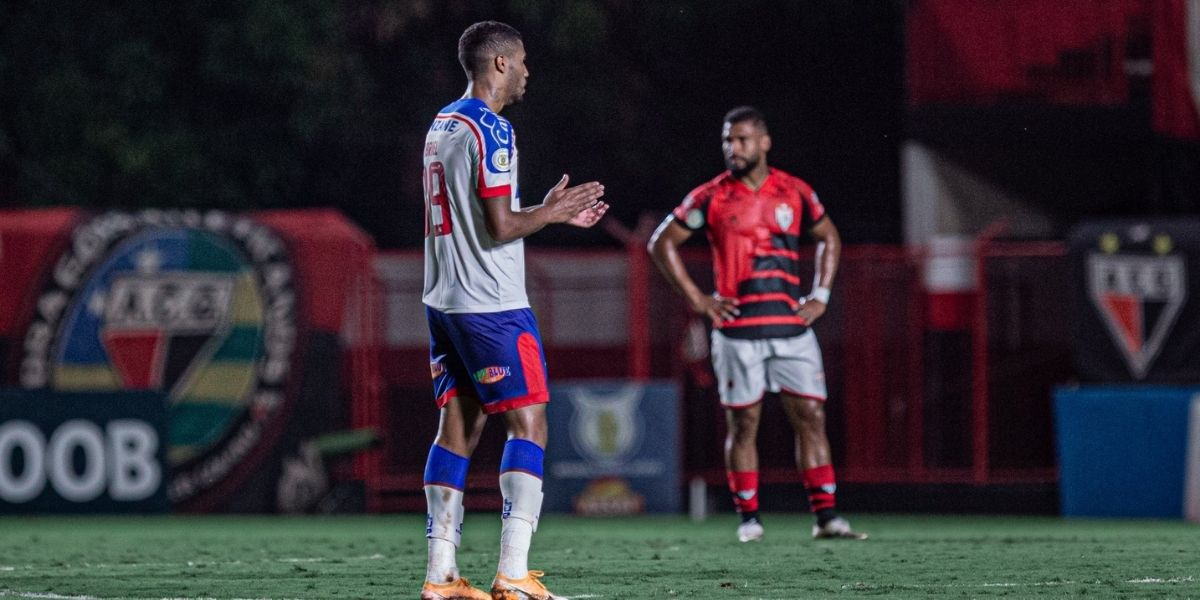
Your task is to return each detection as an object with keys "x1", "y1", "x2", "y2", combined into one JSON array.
[
  {"x1": 648, "y1": 217, "x2": 740, "y2": 323},
  {"x1": 484, "y1": 174, "x2": 605, "y2": 243},
  {"x1": 796, "y1": 215, "x2": 841, "y2": 325}
]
